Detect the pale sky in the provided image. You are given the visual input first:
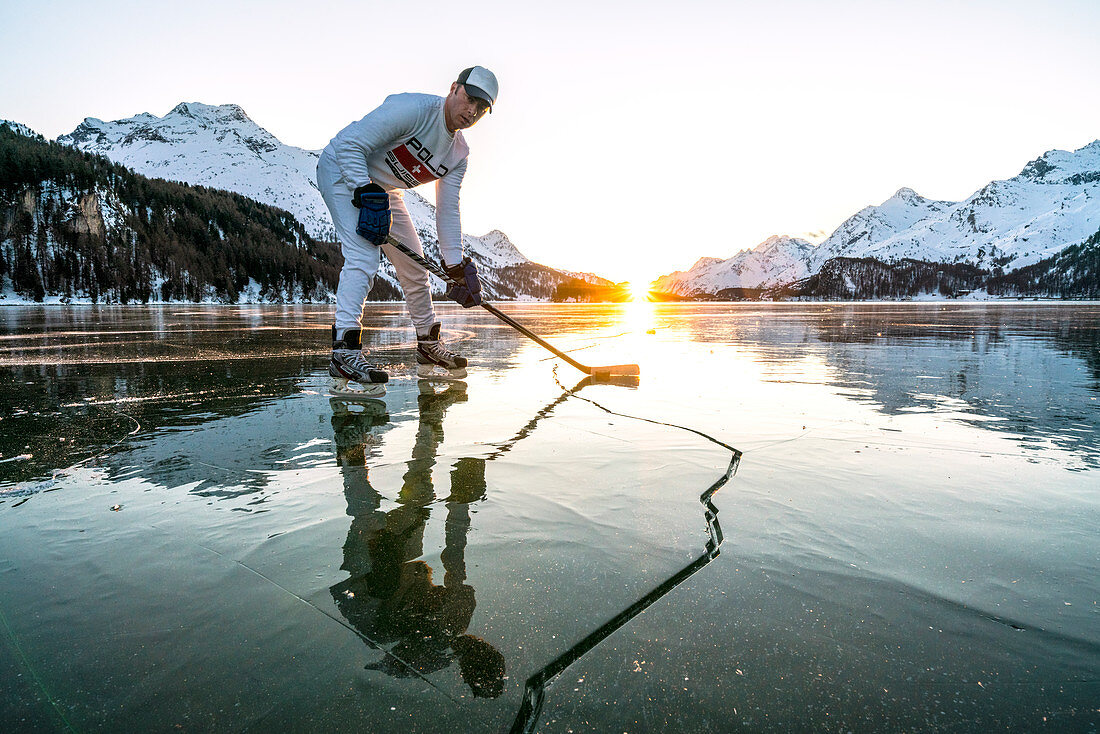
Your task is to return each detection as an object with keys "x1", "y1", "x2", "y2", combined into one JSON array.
[{"x1": 2, "y1": 0, "x2": 1098, "y2": 284}]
